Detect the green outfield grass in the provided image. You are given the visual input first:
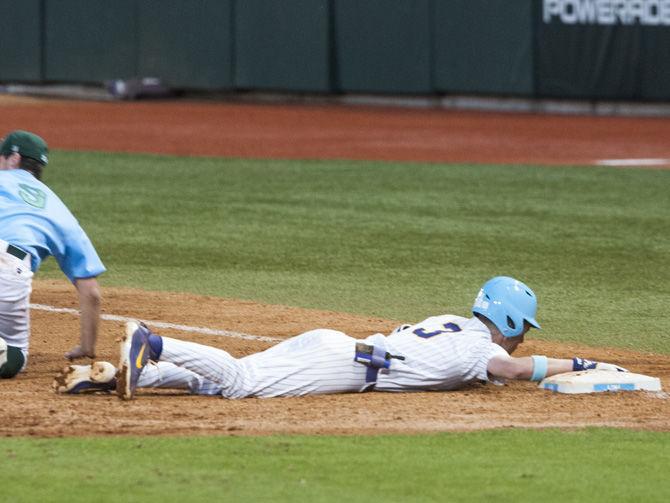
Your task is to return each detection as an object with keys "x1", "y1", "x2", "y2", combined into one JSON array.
[
  {"x1": 2, "y1": 429, "x2": 668, "y2": 503},
  {"x1": 42, "y1": 151, "x2": 669, "y2": 353}
]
